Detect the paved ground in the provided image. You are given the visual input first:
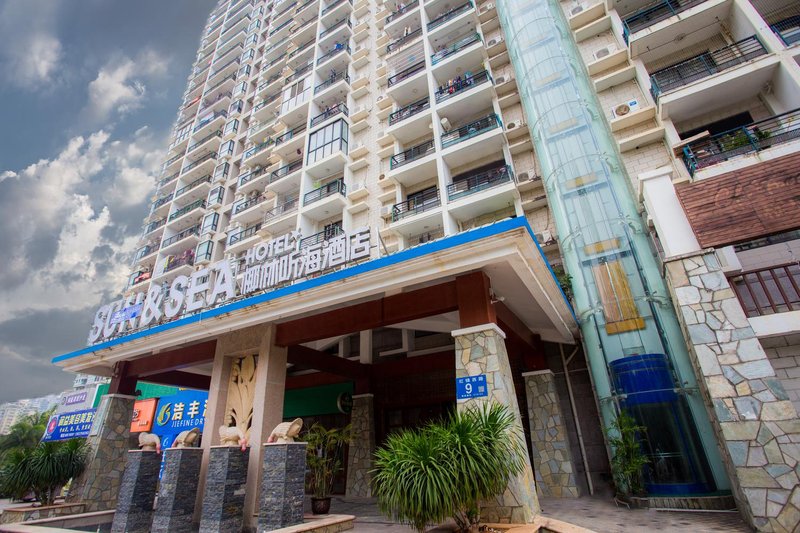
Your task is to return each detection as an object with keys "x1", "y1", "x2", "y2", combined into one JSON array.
[{"x1": 330, "y1": 496, "x2": 752, "y2": 533}]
